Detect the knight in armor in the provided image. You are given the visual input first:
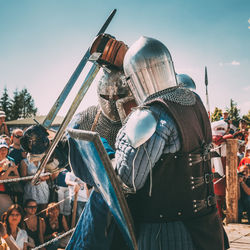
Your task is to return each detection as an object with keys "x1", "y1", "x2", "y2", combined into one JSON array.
[
  {"x1": 115, "y1": 36, "x2": 226, "y2": 250},
  {"x1": 66, "y1": 67, "x2": 134, "y2": 250},
  {"x1": 66, "y1": 35, "x2": 136, "y2": 250}
]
